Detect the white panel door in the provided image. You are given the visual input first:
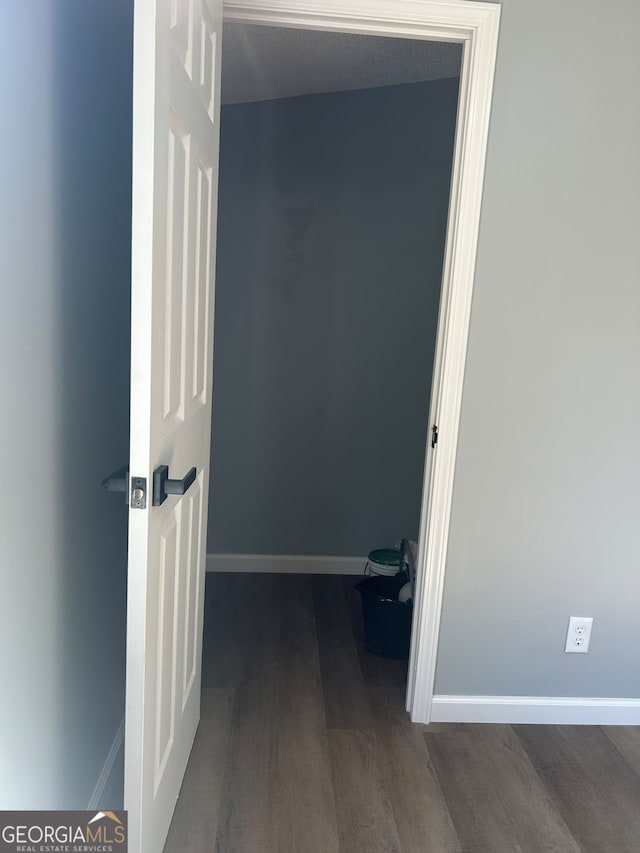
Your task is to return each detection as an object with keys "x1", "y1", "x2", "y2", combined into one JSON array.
[{"x1": 125, "y1": 0, "x2": 222, "y2": 850}]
